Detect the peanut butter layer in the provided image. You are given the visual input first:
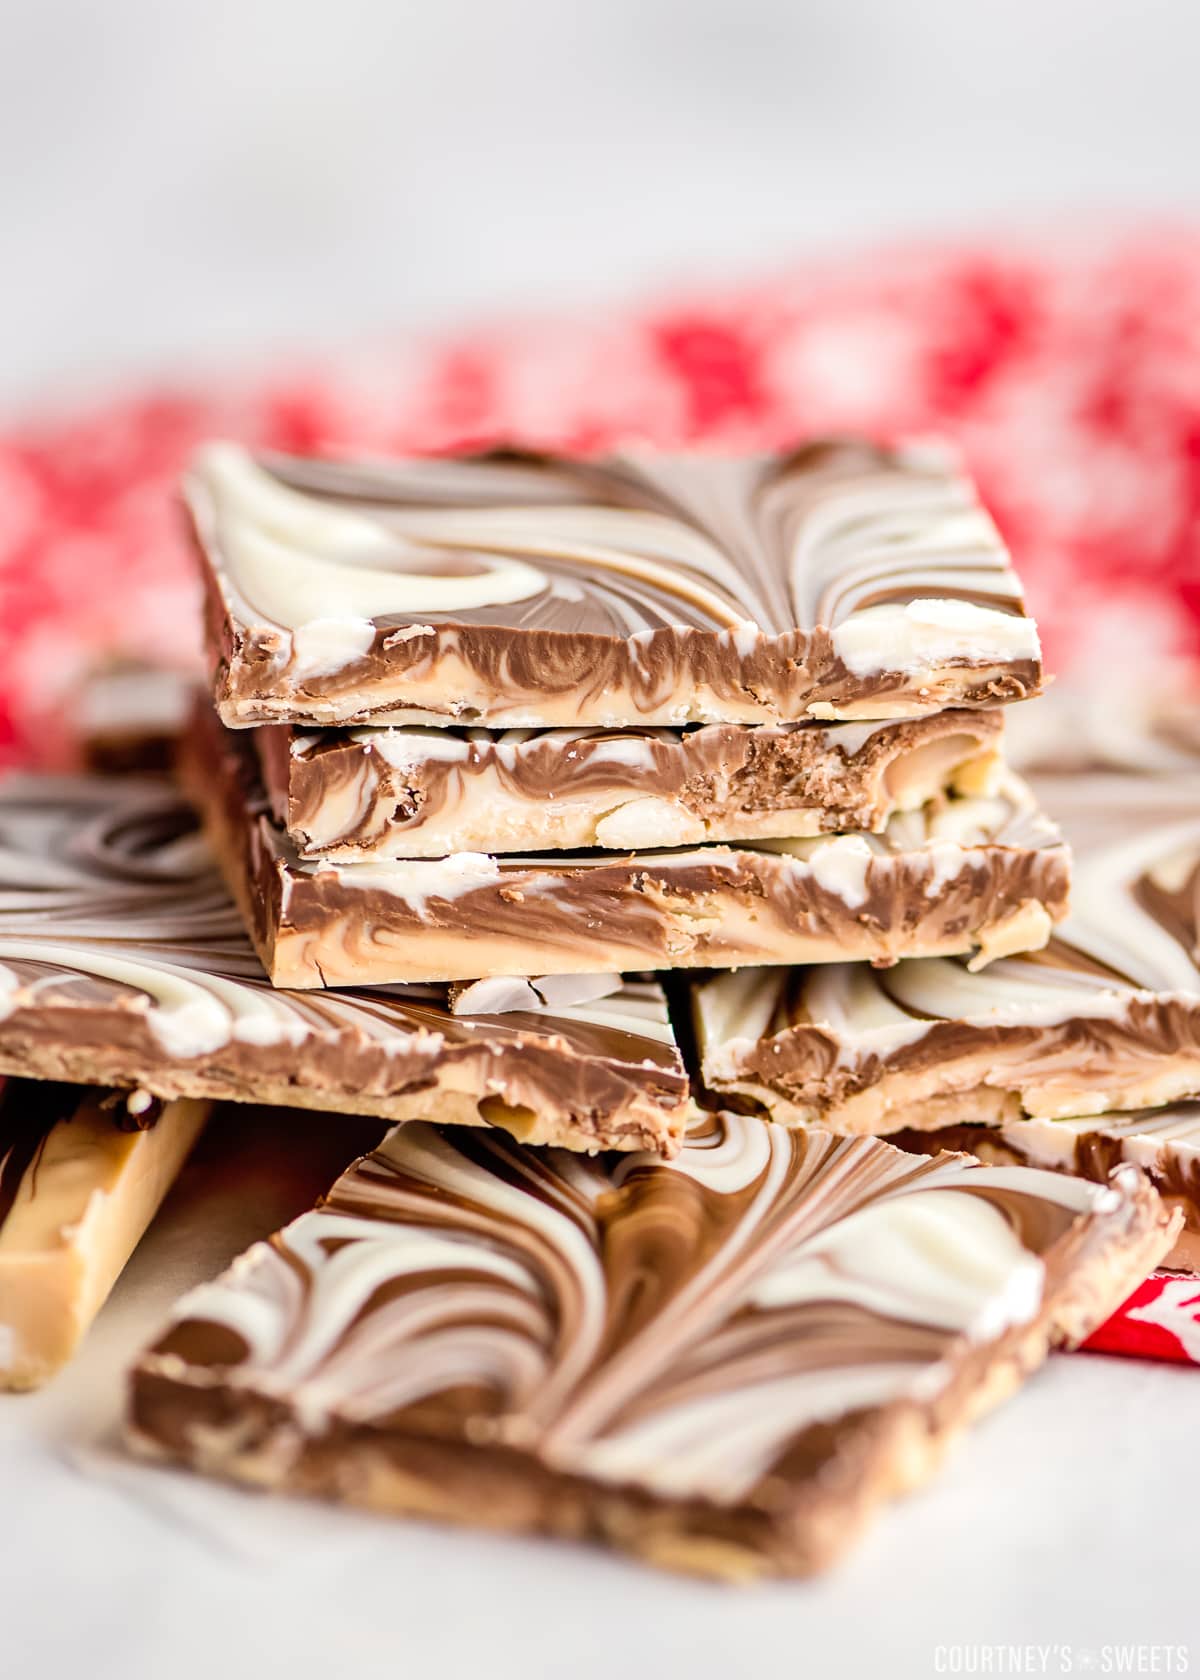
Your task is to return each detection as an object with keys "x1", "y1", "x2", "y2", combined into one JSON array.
[
  {"x1": 189, "y1": 440, "x2": 1041, "y2": 729},
  {"x1": 0, "y1": 777, "x2": 688, "y2": 1156},
  {"x1": 256, "y1": 710, "x2": 1004, "y2": 860},
  {"x1": 889, "y1": 1106, "x2": 1200, "y2": 1273},
  {"x1": 0, "y1": 1079, "x2": 208, "y2": 1389},
  {"x1": 694, "y1": 770, "x2": 1200, "y2": 1134},
  {"x1": 186, "y1": 698, "x2": 1068, "y2": 990},
  {"x1": 127, "y1": 1112, "x2": 1174, "y2": 1581}
]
